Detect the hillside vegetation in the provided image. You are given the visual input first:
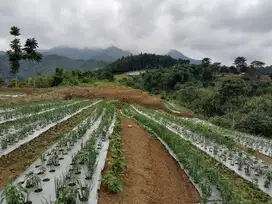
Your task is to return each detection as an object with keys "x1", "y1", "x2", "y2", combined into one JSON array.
[{"x1": 120, "y1": 64, "x2": 272, "y2": 138}]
